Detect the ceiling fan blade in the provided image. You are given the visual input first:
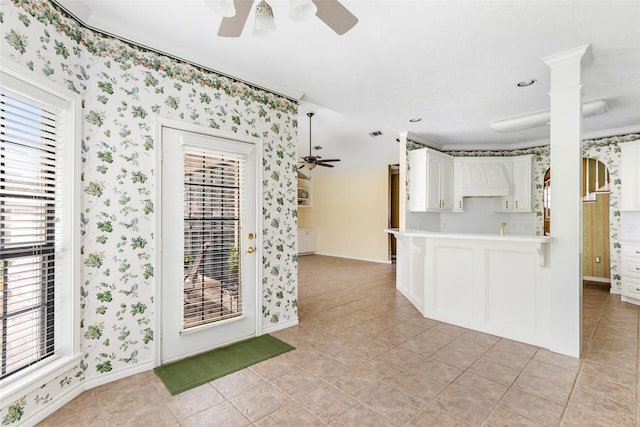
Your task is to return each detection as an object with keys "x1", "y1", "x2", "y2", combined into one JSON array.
[
  {"x1": 312, "y1": 0, "x2": 358, "y2": 35},
  {"x1": 218, "y1": 0, "x2": 254, "y2": 37},
  {"x1": 317, "y1": 158, "x2": 340, "y2": 162},
  {"x1": 316, "y1": 162, "x2": 335, "y2": 168}
]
